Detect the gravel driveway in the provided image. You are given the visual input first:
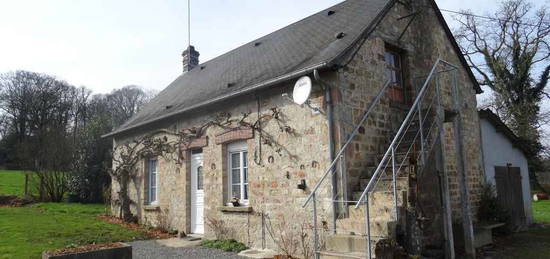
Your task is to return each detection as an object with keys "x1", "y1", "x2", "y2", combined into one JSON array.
[{"x1": 130, "y1": 240, "x2": 245, "y2": 259}]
